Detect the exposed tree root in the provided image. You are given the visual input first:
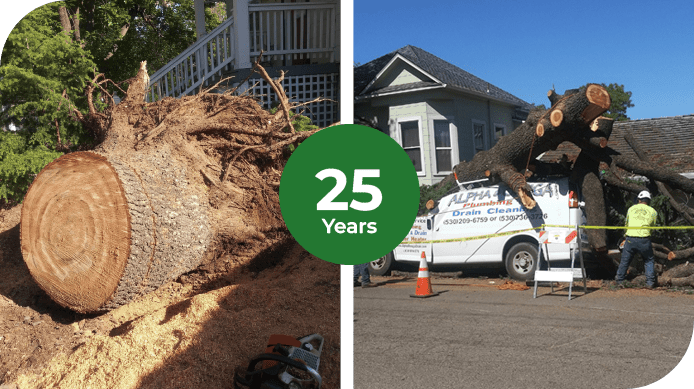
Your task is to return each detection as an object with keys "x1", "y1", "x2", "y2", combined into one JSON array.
[{"x1": 22, "y1": 56, "x2": 328, "y2": 312}]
